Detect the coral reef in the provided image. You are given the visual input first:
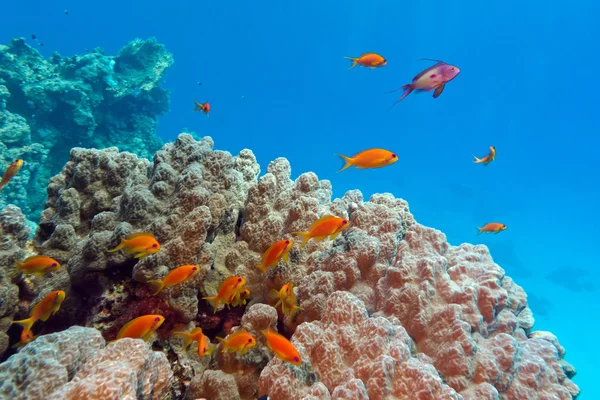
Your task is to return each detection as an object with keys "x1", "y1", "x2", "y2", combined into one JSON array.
[
  {"x1": 1, "y1": 133, "x2": 579, "y2": 399},
  {"x1": 0, "y1": 37, "x2": 172, "y2": 222}
]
